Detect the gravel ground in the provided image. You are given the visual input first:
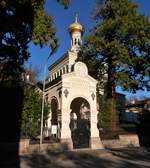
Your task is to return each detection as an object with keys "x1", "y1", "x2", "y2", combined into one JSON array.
[{"x1": 20, "y1": 147, "x2": 150, "y2": 168}]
